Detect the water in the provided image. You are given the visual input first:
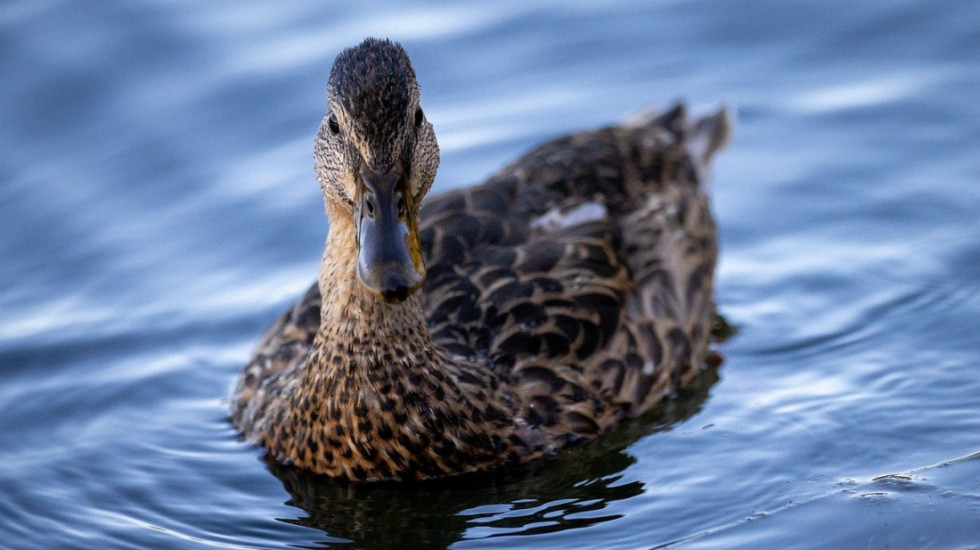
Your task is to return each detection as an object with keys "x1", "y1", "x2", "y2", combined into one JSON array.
[{"x1": 1, "y1": 1, "x2": 978, "y2": 548}]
